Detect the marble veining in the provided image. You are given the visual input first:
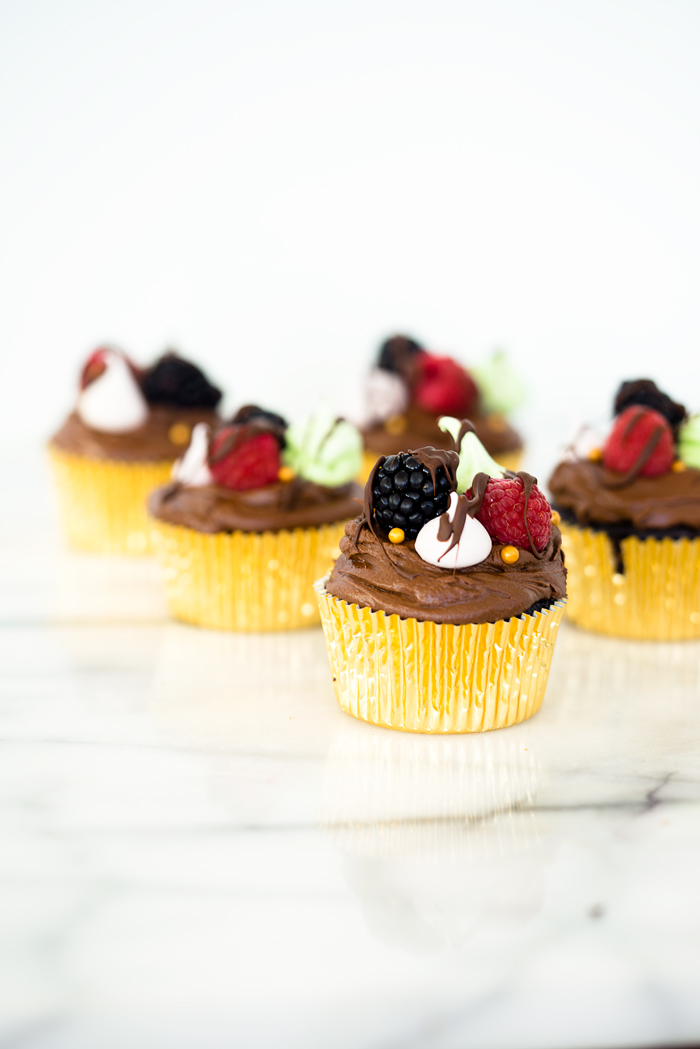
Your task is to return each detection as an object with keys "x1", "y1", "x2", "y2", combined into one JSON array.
[{"x1": 1, "y1": 454, "x2": 700, "y2": 1048}]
